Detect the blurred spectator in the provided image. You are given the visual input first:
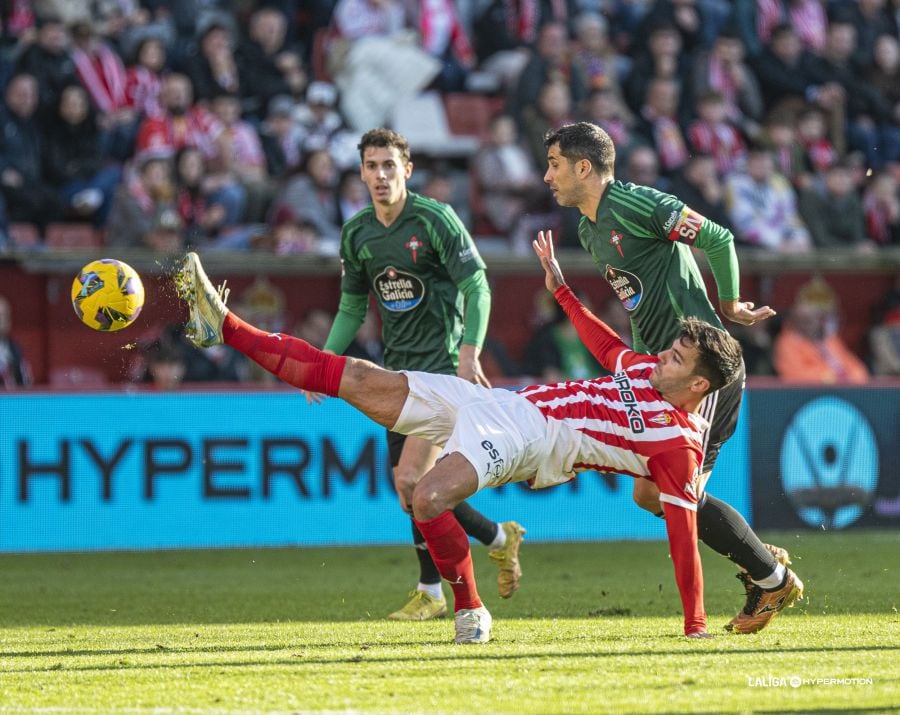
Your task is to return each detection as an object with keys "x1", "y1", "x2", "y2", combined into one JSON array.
[
  {"x1": 809, "y1": 20, "x2": 898, "y2": 168},
  {"x1": 751, "y1": 23, "x2": 846, "y2": 150},
  {"x1": 522, "y1": 290, "x2": 602, "y2": 381},
  {"x1": 409, "y1": 0, "x2": 475, "y2": 92},
  {"x1": 328, "y1": 0, "x2": 439, "y2": 131},
  {"x1": 238, "y1": 6, "x2": 306, "y2": 118},
  {"x1": 210, "y1": 91, "x2": 271, "y2": 223},
  {"x1": 637, "y1": 0, "x2": 704, "y2": 55},
  {"x1": 729, "y1": 320, "x2": 776, "y2": 376},
  {"x1": 687, "y1": 90, "x2": 748, "y2": 175},
  {"x1": 868, "y1": 279, "x2": 900, "y2": 376},
  {"x1": 0, "y1": 73, "x2": 64, "y2": 230},
  {"x1": 471, "y1": 0, "x2": 578, "y2": 61},
  {"x1": 831, "y1": 0, "x2": 895, "y2": 69},
  {"x1": 863, "y1": 171, "x2": 900, "y2": 246},
  {"x1": 174, "y1": 145, "x2": 233, "y2": 245},
  {"x1": 635, "y1": 77, "x2": 690, "y2": 174},
  {"x1": 863, "y1": 34, "x2": 900, "y2": 131},
  {"x1": 259, "y1": 94, "x2": 303, "y2": 179},
  {"x1": 581, "y1": 88, "x2": 639, "y2": 169},
  {"x1": 625, "y1": 24, "x2": 688, "y2": 114},
  {"x1": 0, "y1": 295, "x2": 31, "y2": 388},
  {"x1": 761, "y1": 113, "x2": 807, "y2": 187},
  {"x1": 336, "y1": 169, "x2": 369, "y2": 223},
  {"x1": 523, "y1": 79, "x2": 574, "y2": 169},
  {"x1": 747, "y1": 0, "x2": 829, "y2": 55},
  {"x1": 143, "y1": 340, "x2": 187, "y2": 391},
  {"x1": 510, "y1": 22, "x2": 587, "y2": 125},
  {"x1": 293, "y1": 81, "x2": 356, "y2": 170},
  {"x1": 668, "y1": 153, "x2": 731, "y2": 228},
  {"x1": 42, "y1": 83, "x2": 122, "y2": 225},
  {"x1": 70, "y1": 21, "x2": 138, "y2": 160},
  {"x1": 344, "y1": 308, "x2": 384, "y2": 364},
  {"x1": 331, "y1": 0, "x2": 405, "y2": 42},
  {"x1": 725, "y1": 145, "x2": 812, "y2": 251},
  {"x1": 135, "y1": 322, "x2": 245, "y2": 385},
  {"x1": 621, "y1": 145, "x2": 671, "y2": 192},
  {"x1": 295, "y1": 307, "x2": 333, "y2": 348},
  {"x1": 106, "y1": 155, "x2": 182, "y2": 251},
  {"x1": 773, "y1": 277, "x2": 869, "y2": 384},
  {"x1": 474, "y1": 114, "x2": 549, "y2": 246},
  {"x1": 690, "y1": 28, "x2": 763, "y2": 138},
  {"x1": 124, "y1": 35, "x2": 165, "y2": 118},
  {"x1": 186, "y1": 18, "x2": 241, "y2": 102},
  {"x1": 14, "y1": 15, "x2": 76, "y2": 113},
  {"x1": 572, "y1": 11, "x2": 630, "y2": 95},
  {"x1": 135, "y1": 72, "x2": 226, "y2": 162},
  {"x1": 270, "y1": 148, "x2": 340, "y2": 244},
  {"x1": 795, "y1": 105, "x2": 838, "y2": 173},
  {"x1": 271, "y1": 214, "x2": 322, "y2": 255},
  {"x1": 798, "y1": 161, "x2": 871, "y2": 249}
]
